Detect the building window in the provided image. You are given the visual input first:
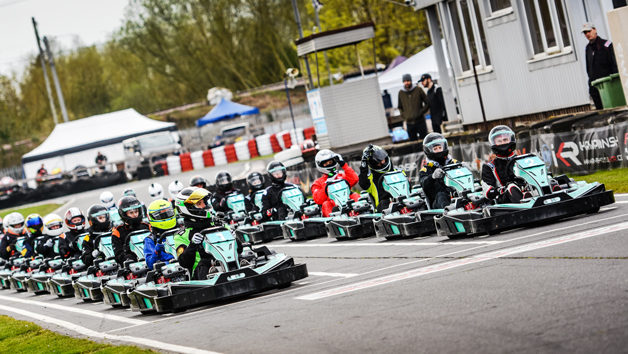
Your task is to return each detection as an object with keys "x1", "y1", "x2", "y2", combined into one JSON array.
[
  {"x1": 448, "y1": 0, "x2": 491, "y2": 74},
  {"x1": 522, "y1": 0, "x2": 571, "y2": 58},
  {"x1": 488, "y1": 0, "x2": 511, "y2": 14}
]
